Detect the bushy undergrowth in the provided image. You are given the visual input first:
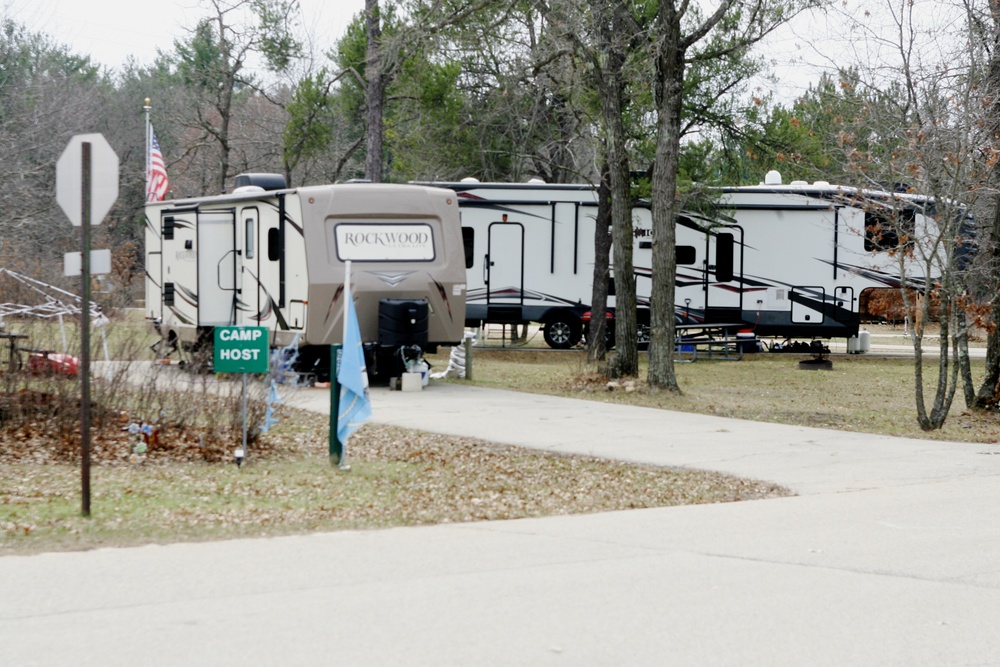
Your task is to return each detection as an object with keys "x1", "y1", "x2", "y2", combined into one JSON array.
[{"x1": 0, "y1": 317, "x2": 273, "y2": 465}]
